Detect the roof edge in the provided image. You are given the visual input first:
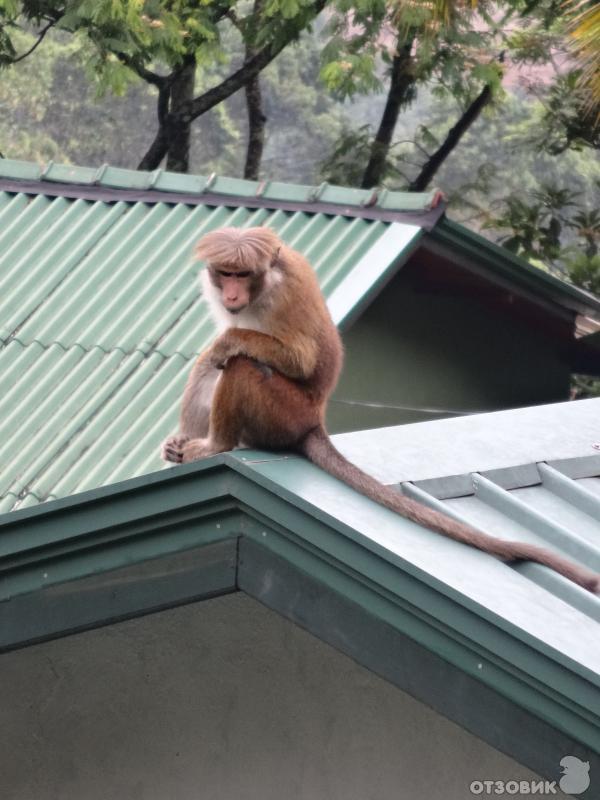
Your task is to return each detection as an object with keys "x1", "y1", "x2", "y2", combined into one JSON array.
[
  {"x1": 1, "y1": 453, "x2": 598, "y2": 753},
  {"x1": 0, "y1": 157, "x2": 444, "y2": 224},
  {"x1": 427, "y1": 217, "x2": 600, "y2": 317}
]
